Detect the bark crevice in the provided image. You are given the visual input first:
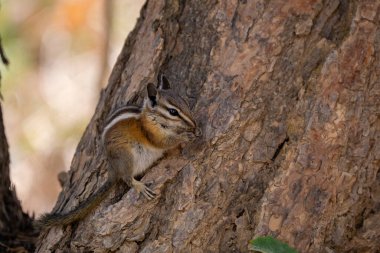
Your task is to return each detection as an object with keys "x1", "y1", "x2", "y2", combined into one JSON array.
[{"x1": 36, "y1": 0, "x2": 380, "y2": 252}]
